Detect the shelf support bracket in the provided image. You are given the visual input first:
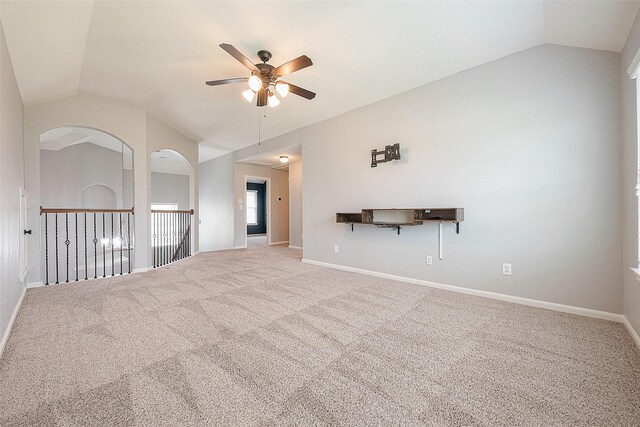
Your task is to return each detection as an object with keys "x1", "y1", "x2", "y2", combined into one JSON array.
[
  {"x1": 350, "y1": 224, "x2": 354, "y2": 232},
  {"x1": 456, "y1": 222, "x2": 460, "y2": 234}
]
